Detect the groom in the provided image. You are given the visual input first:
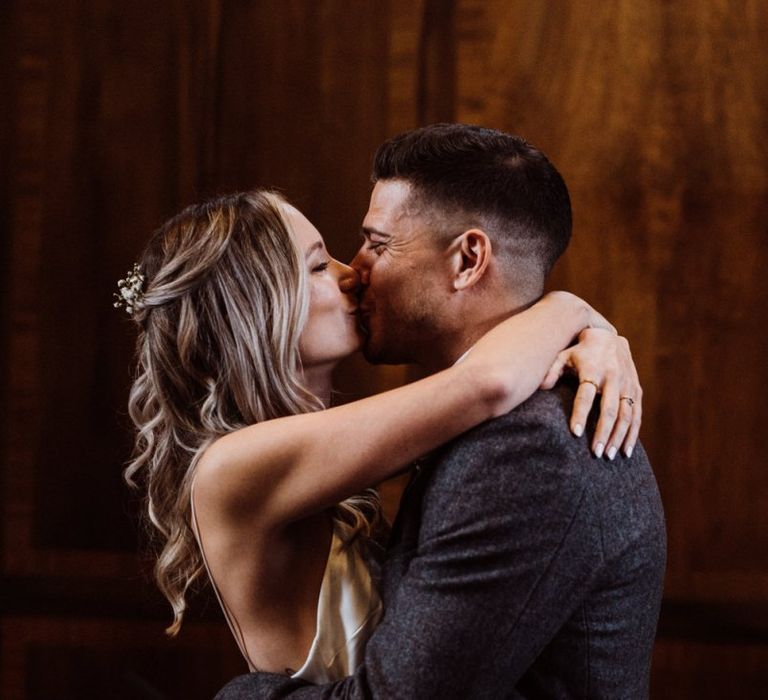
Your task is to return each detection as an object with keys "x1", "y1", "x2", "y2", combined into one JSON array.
[{"x1": 217, "y1": 124, "x2": 666, "y2": 698}]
